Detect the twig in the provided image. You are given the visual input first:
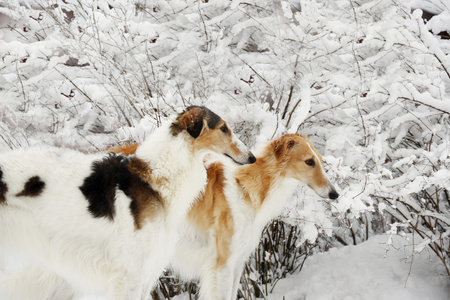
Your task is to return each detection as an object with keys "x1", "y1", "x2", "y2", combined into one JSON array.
[
  {"x1": 197, "y1": 1, "x2": 210, "y2": 53},
  {"x1": 55, "y1": 69, "x2": 107, "y2": 115},
  {"x1": 433, "y1": 53, "x2": 450, "y2": 79},
  {"x1": 398, "y1": 96, "x2": 450, "y2": 115},
  {"x1": 231, "y1": 51, "x2": 272, "y2": 87},
  {"x1": 15, "y1": 62, "x2": 27, "y2": 106},
  {"x1": 281, "y1": 85, "x2": 294, "y2": 120},
  {"x1": 282, "y1": 56, "x2": 299, "y2": 120},
  {"x1": 285, "y1": 97, "x2": 301, "y2": 128}
]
